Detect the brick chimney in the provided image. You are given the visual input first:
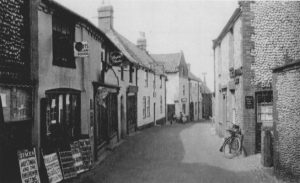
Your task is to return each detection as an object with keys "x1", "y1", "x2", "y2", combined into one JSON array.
[
  {"x1": 98, "y1": 5, "x2": 114, "y2": 32},
  {"x1": 137, "y1": 32, "x2": 147, "y2": 51}
]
